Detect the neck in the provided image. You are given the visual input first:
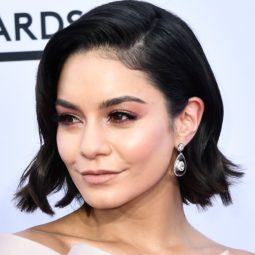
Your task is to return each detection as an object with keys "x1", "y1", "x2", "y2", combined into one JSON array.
[{"x1": 74, "y1": 173, "x2": 194, "y2": 252}]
